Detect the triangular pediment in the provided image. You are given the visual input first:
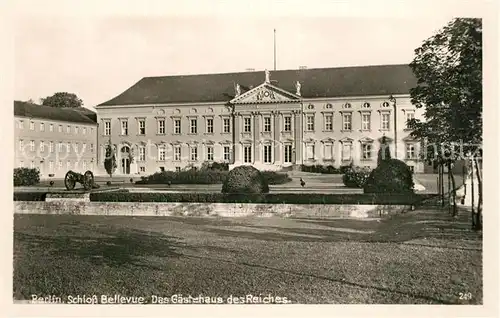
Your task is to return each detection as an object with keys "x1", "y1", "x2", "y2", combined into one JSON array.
[{"x1": 230, "y1": 83, "x2": 300, "y2": 104}]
